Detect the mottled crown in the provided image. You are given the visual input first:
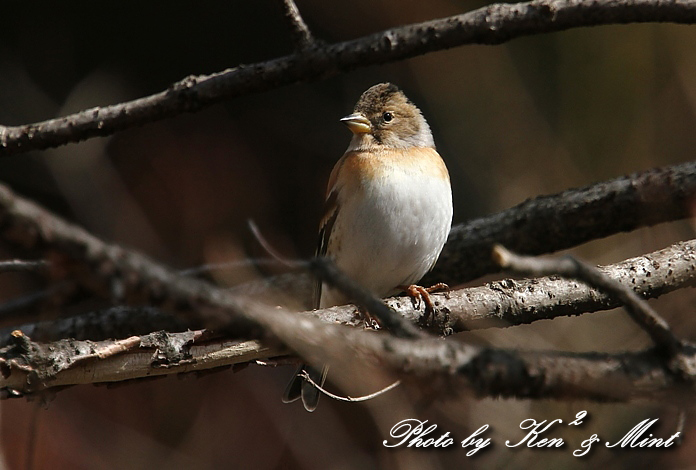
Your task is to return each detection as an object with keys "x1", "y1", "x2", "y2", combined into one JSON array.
[
  {"x1": 351, "y1": 83, "x2": 434, "y2": 149},
  {"x1": 354, "y1": 83, "x2": 405, "y2": 116}
]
